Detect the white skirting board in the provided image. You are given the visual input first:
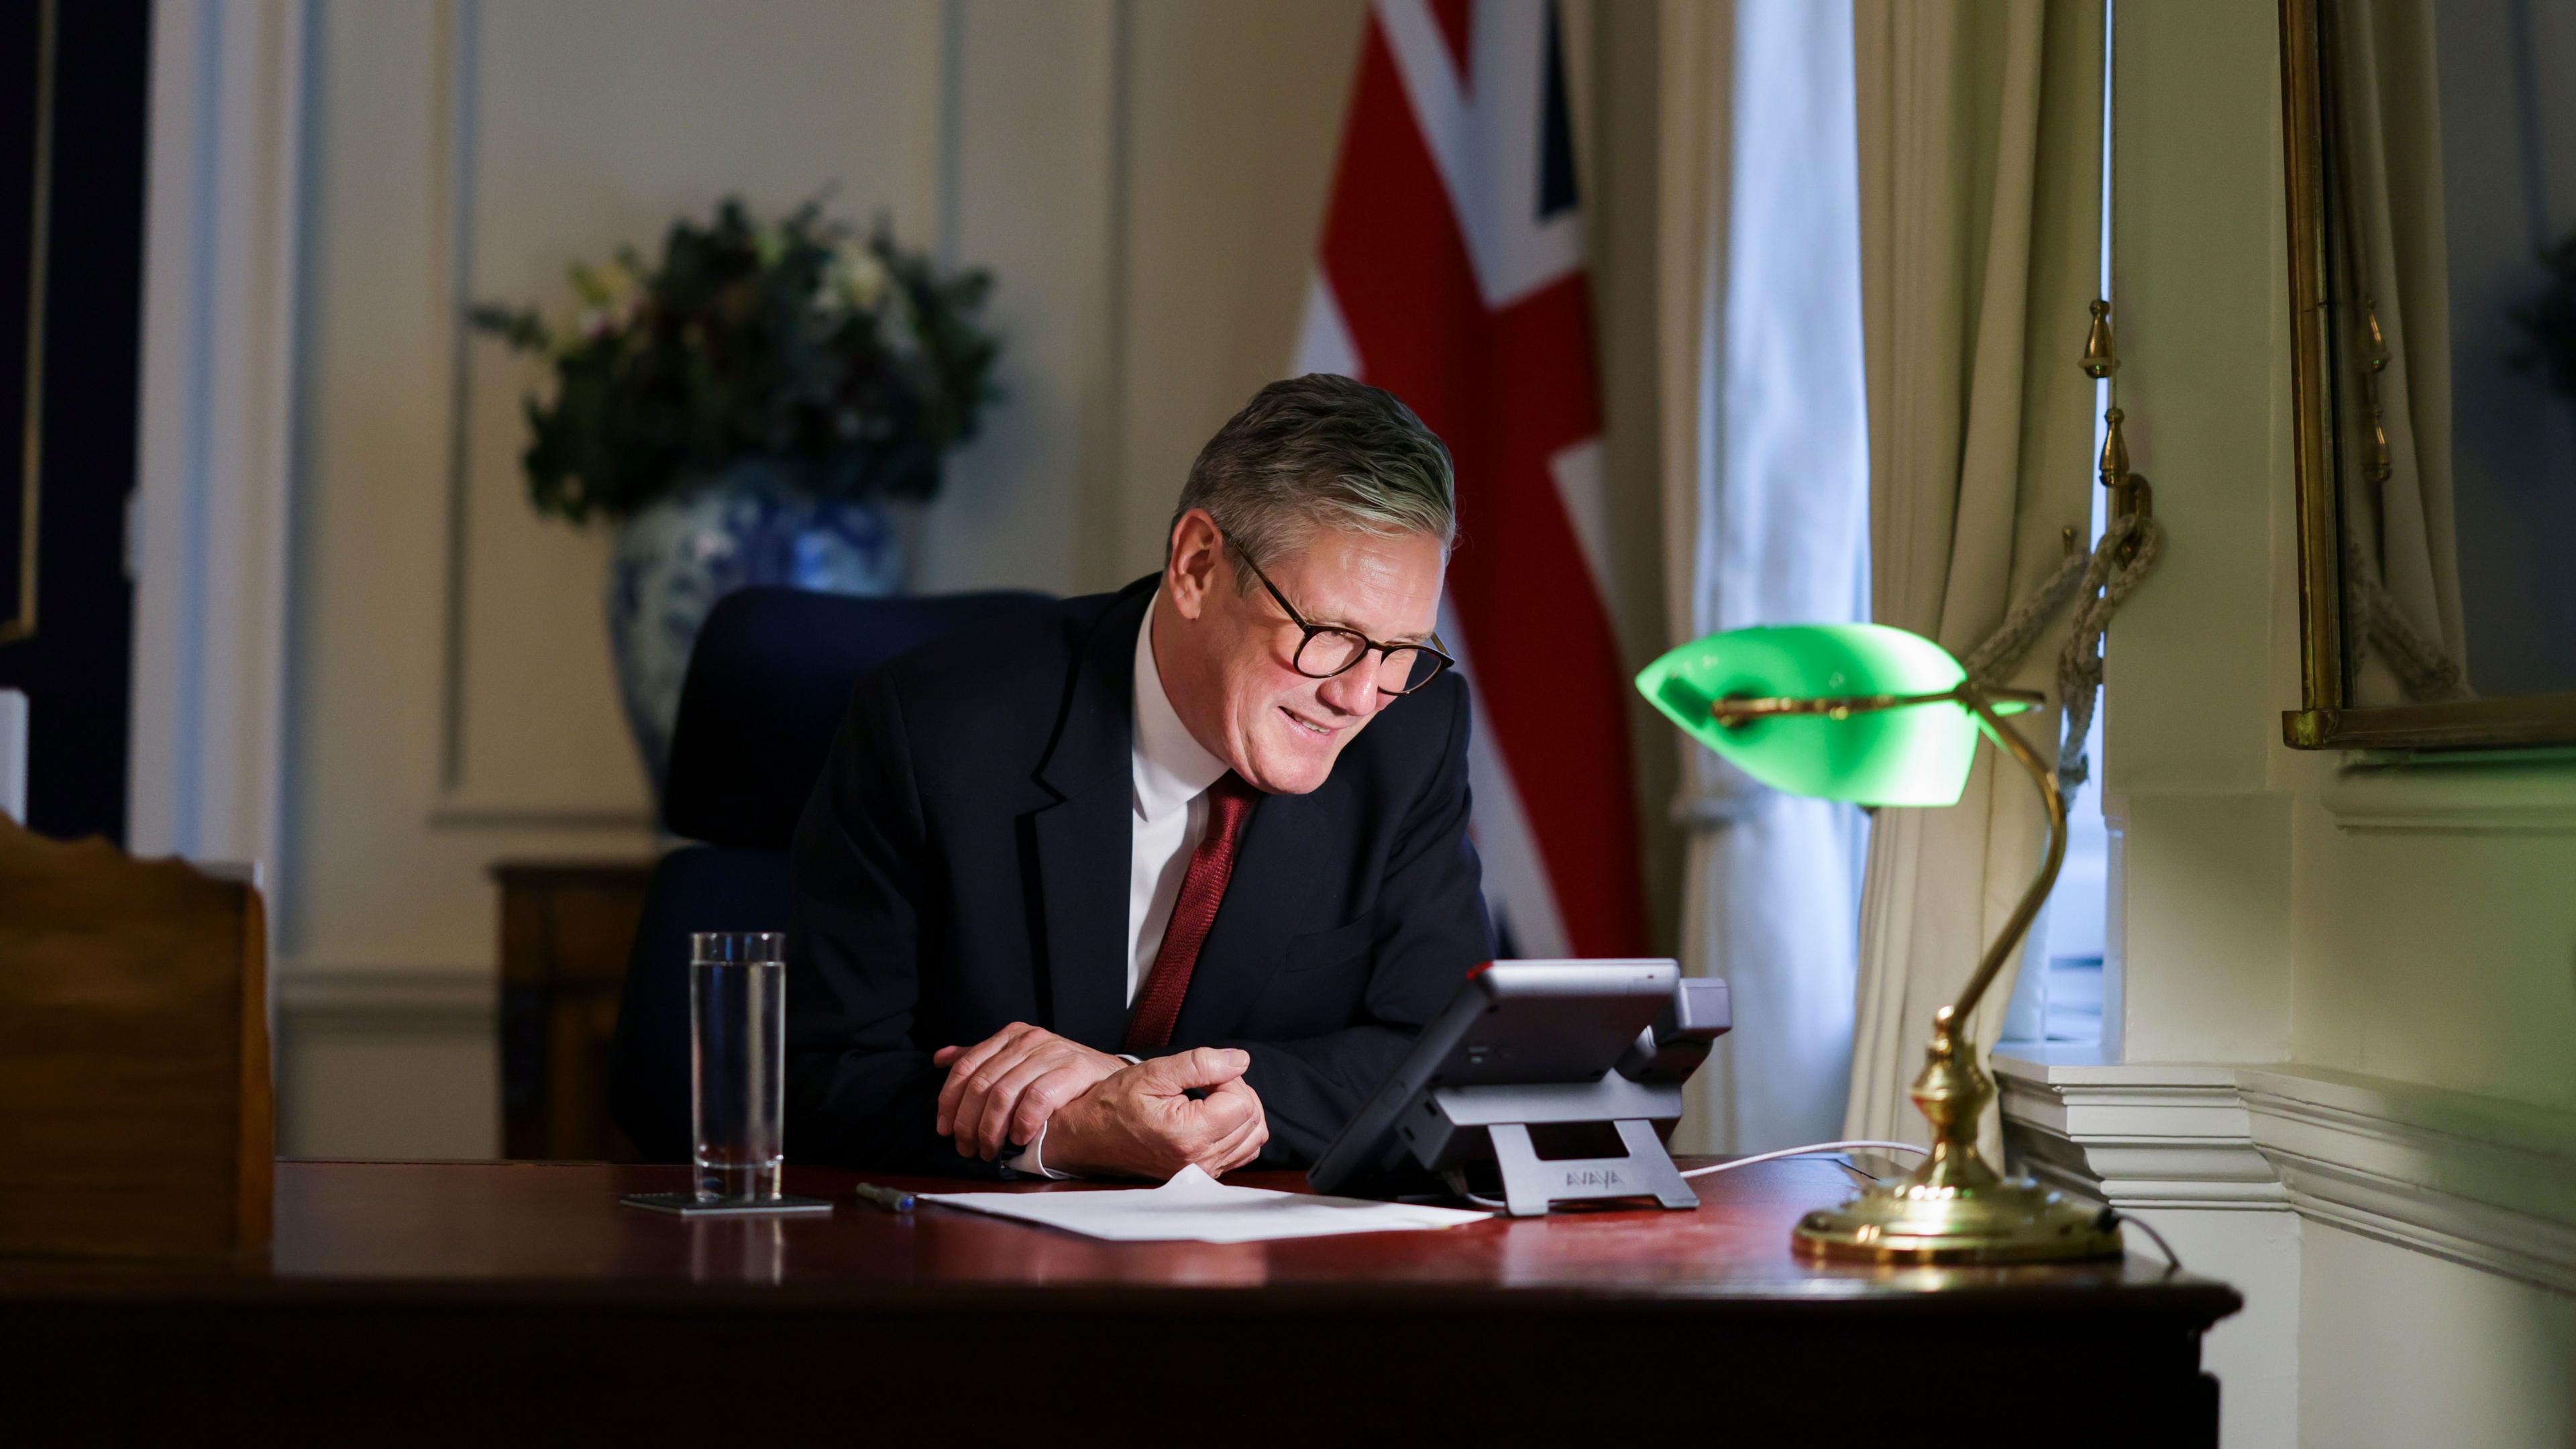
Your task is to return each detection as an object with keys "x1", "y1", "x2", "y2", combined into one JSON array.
[
  {"x1": 1997, "y1": 1051, "x2": 2576, "y2": 1449},
  {"x1": 273, "y1": 965, "x2": 499, "y2": 1161}
]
